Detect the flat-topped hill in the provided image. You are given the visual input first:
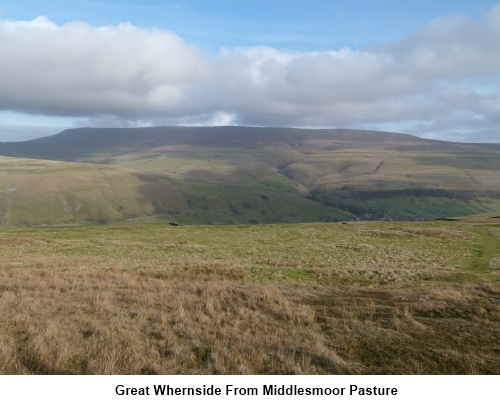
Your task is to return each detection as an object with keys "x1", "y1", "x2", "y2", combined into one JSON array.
[
  {"x1": 1, "y1": 127, "x2": 500, "y2": 226},
  {"x1": 0, "y1": 127, "x2": 433, "y2": 162}
]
